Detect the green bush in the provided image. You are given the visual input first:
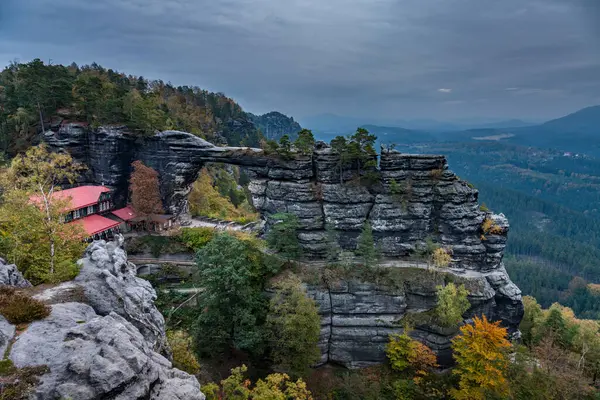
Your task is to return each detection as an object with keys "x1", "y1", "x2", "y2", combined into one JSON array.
[
  {"x1": 180, "y1": 228, "x2": 215, "y2": 251},
  {"x1": 0, "y1": 286, "x2": 50, "y2": 325},
  {"x1": 167, "y1": 330, "x2": 201, "y2": 375},
  {"x1": 127, "y1": 235, "x2": 189, "y2": 257},
  {"x1": 435, "y1": 283, "x2": 470, "y2": 327}
]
